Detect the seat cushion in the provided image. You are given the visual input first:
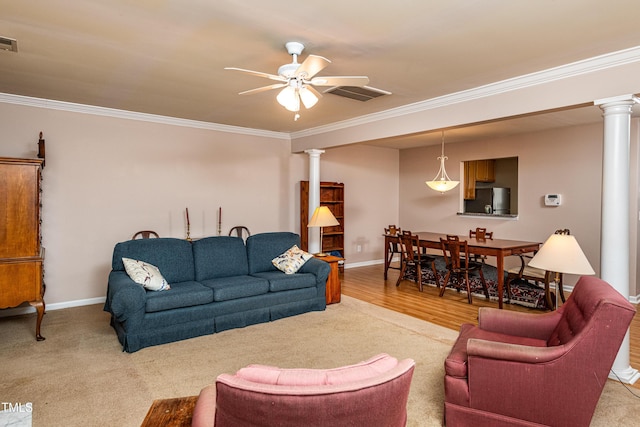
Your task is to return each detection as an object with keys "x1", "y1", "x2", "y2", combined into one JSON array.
[
  {"x1": 445, "y1": 323, "x2": 546, "y2": 378},
  {"x1": 251, "y1": 271, "x2": 317, "y2": 292},
  {"x1": 200, "y1": 275, "x2": 270, "y2": 302},
  {"x1": 145, "y1": 281, "x2": 213, "y2": 312}
]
